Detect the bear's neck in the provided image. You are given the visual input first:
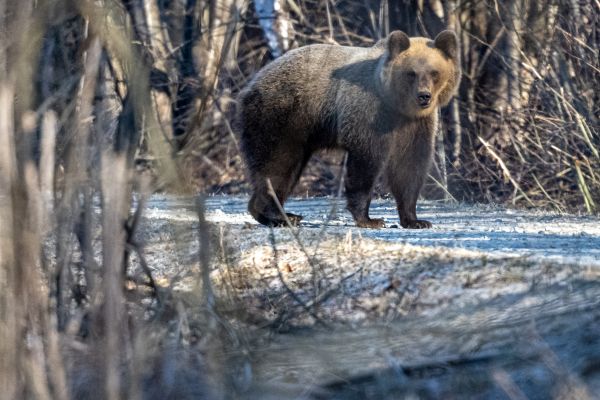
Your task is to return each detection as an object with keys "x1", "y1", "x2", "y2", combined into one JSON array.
[{"x1": 380, "y1": 104, "x2": 437, "y2": 130}]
